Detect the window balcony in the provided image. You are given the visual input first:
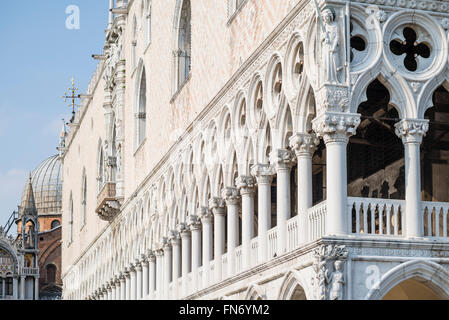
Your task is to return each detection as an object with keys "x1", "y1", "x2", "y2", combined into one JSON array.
[
  {"x1": 96, "y1": 182, "x2": 121, "y2": 221},
  {"x1": 21, "y1": 267, "x2": 39, "y2": 276}
]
